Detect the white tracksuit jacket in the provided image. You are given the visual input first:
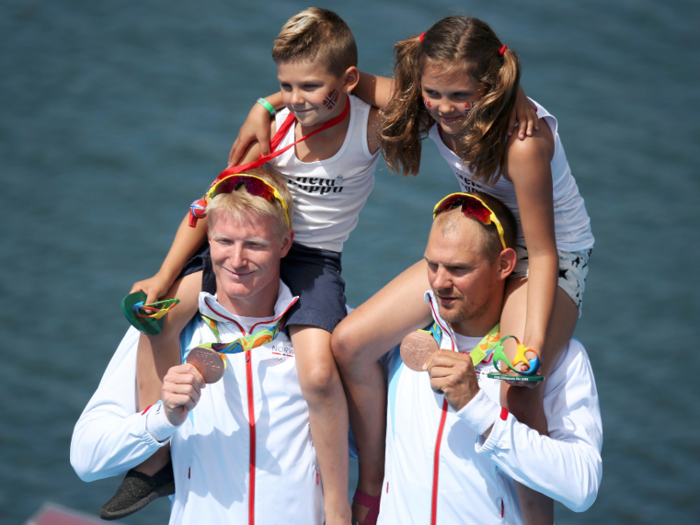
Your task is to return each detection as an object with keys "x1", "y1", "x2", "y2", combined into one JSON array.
[
  {"x1": 378, "y1": 292, "x2": 603, "y2": 525},
  {"x1": 71, "y1": 282, "x2": 323, "y2": 525}
]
